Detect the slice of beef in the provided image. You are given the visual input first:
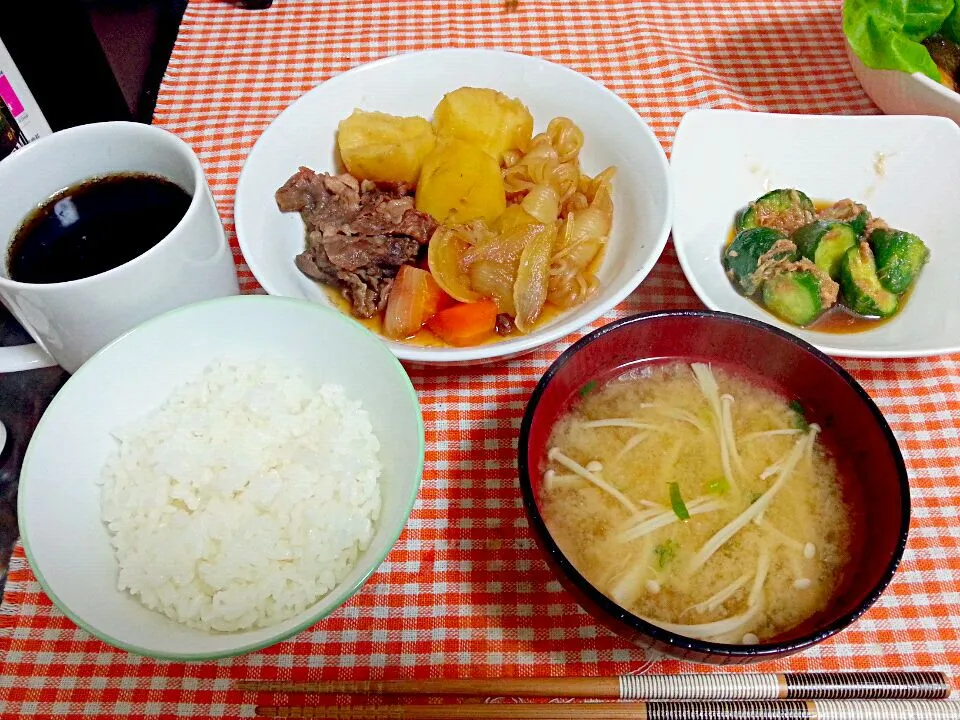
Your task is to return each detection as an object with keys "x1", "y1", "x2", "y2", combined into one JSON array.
[
  {"x1": 295, "y1": 248, "x2": 339, "y2": 285},
  {"x1": 276, "y1": 168, "x2": 437, "y2": 318},
  {"x1": 275, "y1": 167, "x2": 321, "y2": 212},
  {"x1": 347, "y1": 192, "x2": 436, "y2": 244},
  {"x1": 348, "y1": 203, "x2": 436, "y2": 244},
  {"x1": 337, "y1": 270, "x2": 394, "y2": 319},
  {"x1": 394, "y1": 210, "x2": 438, "y2": 245},
  {"x1": 322, "y1": 234, "x2": 420, "y2": 273},
  {"x1": 294, "y1": 241, "x2": 406, "y2": 319},
  {"x1": 275, "y1": 167, "x2": 359, "y2": 215},
  {"x1": 287, "y1": 171, "x2": 362, "y2": 235}
]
